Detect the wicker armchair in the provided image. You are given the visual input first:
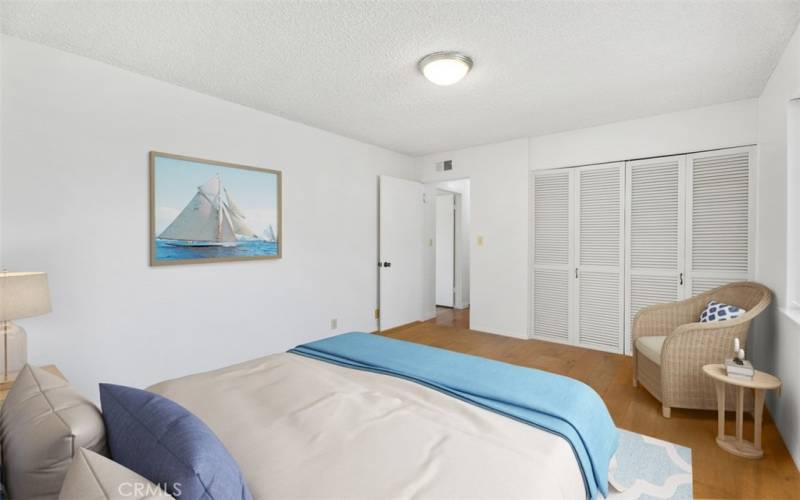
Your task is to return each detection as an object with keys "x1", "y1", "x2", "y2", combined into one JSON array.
[{"x1": 632, "y1": 281, "x2": 771, "y2": 418}]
